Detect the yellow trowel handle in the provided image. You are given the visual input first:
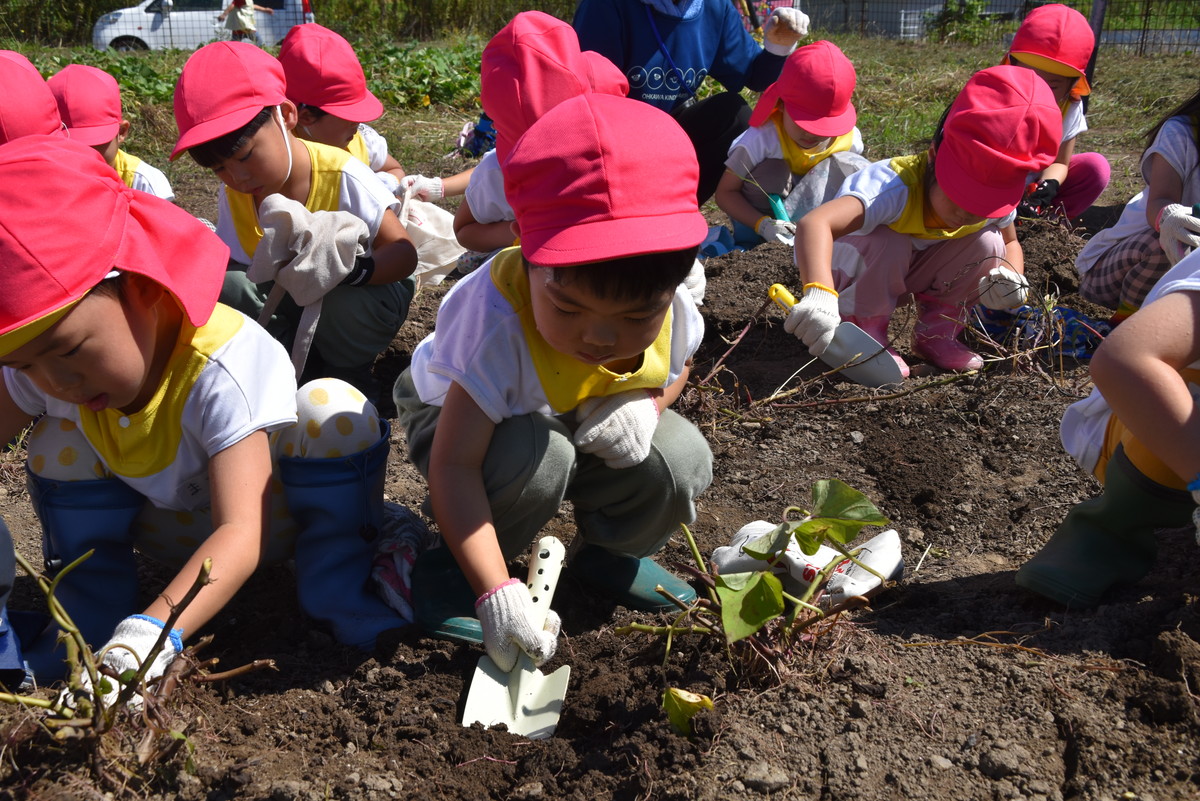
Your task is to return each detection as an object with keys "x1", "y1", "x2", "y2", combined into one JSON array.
[{"x1": 768, "y1": 283, "x2": 797, "y2": 311}]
